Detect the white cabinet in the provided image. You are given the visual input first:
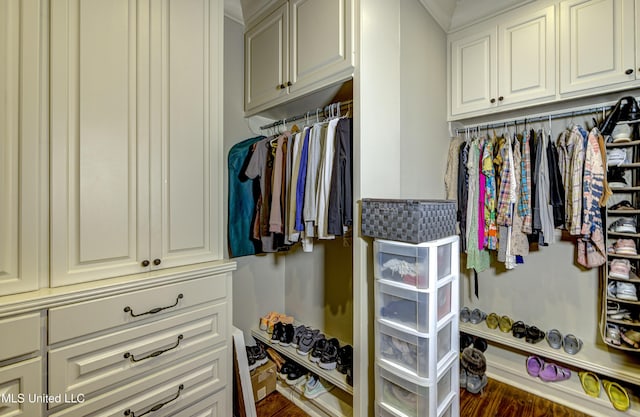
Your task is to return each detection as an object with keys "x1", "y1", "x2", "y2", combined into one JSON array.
[
  {"x1": 50, "y1": 0, "x2": 223, "y2": 286},
  {"x1": 449, "y1": 4, "x2": 555, "y2": 117},
  {"x1": 0, "y1": 0, "x2": 46, "y2": 296},
  {"x1": 0, "y1": 359, "x2": 43, "y2": 417},
  {"x1": 244, "y1": 0, "x2": 354, "y2": 114},
  {"x1": 560, "y1": 0, "x2": 638, "y2": 95}
]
